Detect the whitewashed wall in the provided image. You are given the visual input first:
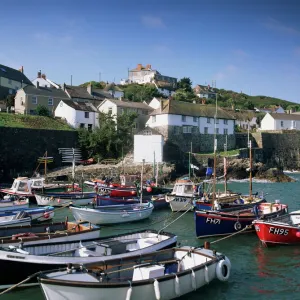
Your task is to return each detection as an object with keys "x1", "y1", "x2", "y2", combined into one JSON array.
[
  {"x1": 98, "y1": 100, "x2": 117, "y2": 116},
  {"x1": 260, "y1": 113, "x2": 275, "y2": 130},
  {"x1": 134, "y1": 134, "x2": 164, "y2": 163}
]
